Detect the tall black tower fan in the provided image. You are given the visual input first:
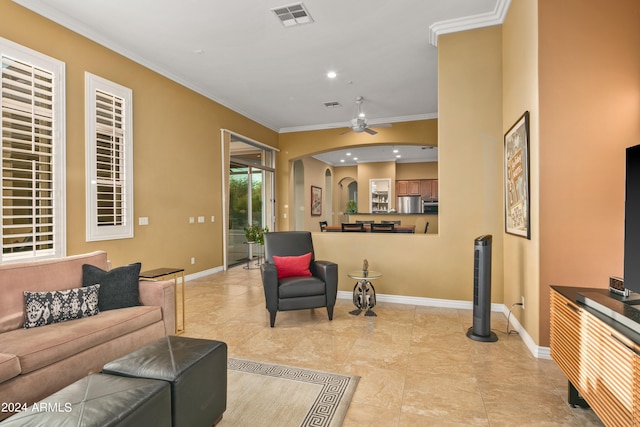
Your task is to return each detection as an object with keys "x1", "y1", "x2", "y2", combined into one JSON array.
[{"x1": 466, "y1": 235, "x2": 498, "y2": 342}]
